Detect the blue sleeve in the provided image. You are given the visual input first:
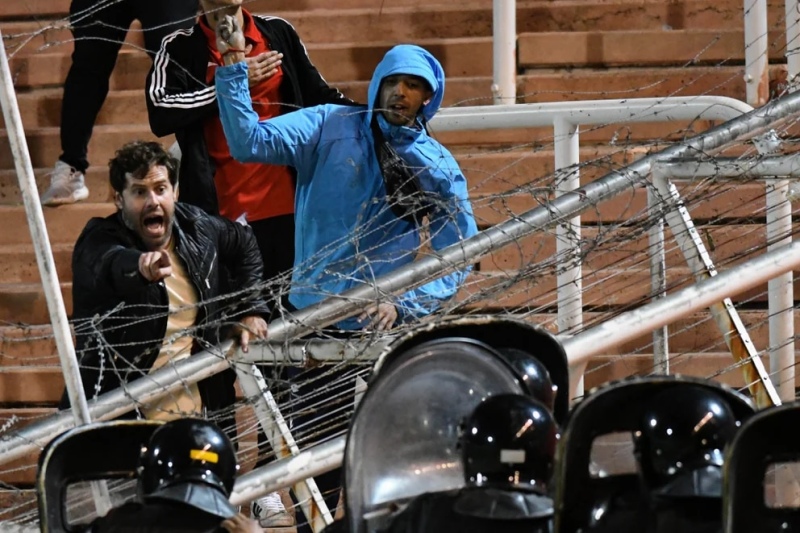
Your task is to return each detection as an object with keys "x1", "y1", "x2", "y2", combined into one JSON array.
[
  {"x1": 395, "y1": 149, "x2": 478, "y2": 321},
  {"x1": 214, "y1": 62, "x2": 324, "y2": 171}
]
